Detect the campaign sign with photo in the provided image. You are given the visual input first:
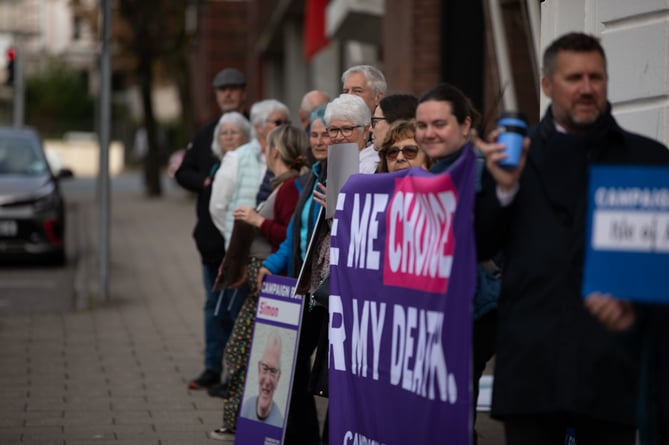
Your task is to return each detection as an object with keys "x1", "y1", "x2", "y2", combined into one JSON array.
[
  {"x1": 583, "y1": 165, "x2": 669, "y2": 302},
  {"x1": 328, "y1": 147, "x2": 477, "y2": 444},
  {"x1": 235, "y1": 275, "x2": 304, "y2": 445}
]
